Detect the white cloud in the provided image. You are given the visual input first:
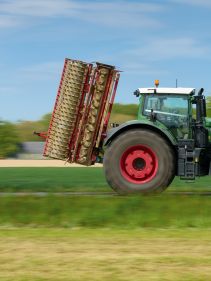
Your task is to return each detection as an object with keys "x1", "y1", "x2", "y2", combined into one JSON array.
[
  {"x1": 0, "y1": 0, "x2": 164, "y2": 28},
  {"x1": 19, "y1": 61, "x2": 63, "y2": 80},
  {"x1": 168, "y1": 0, "x2": 211, "y2": 8},
  {"x1": 0, "y1": 15, "x2": 21, "y2": 27},
  {"x1": 0, "y1": 86, "x2": 16, "y2": 95},
  {"x1": 75, "y1": 1, "x2": 164, "y2": 27},
  {"x1": 125, "y1": 37, "x2": 210, "y2": 61},
  {"x1": 0, "y1": 0, "x2": 77, "y2": 17},
  {"x1": 0, "y1": 61, "x2": 63, "y2": 95},
  {"x1": 110, "y1": 36, "x2": 210, "y2": 74},
  {"x1": 120, "y1": 62, "x2": 167, "y2": 75}
]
